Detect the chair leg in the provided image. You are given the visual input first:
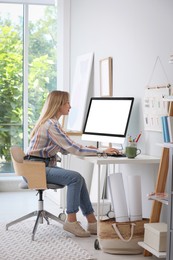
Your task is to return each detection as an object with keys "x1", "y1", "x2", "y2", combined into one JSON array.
[
  {"x1": 42, "y1": 212, "x2": 50, "y2": 225},
  {"x1": 6, "y1": 211, "x2": 38, "y2": 230},
  {"x1": 6, "y1": 190, "x2": 66, "y2": 241},
  {"x1": 32, "y1": 211, "x2": 43, "y2": 241},
  {"x1": 44, "y1": 210, "x2": 65, "y2": 224}
]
